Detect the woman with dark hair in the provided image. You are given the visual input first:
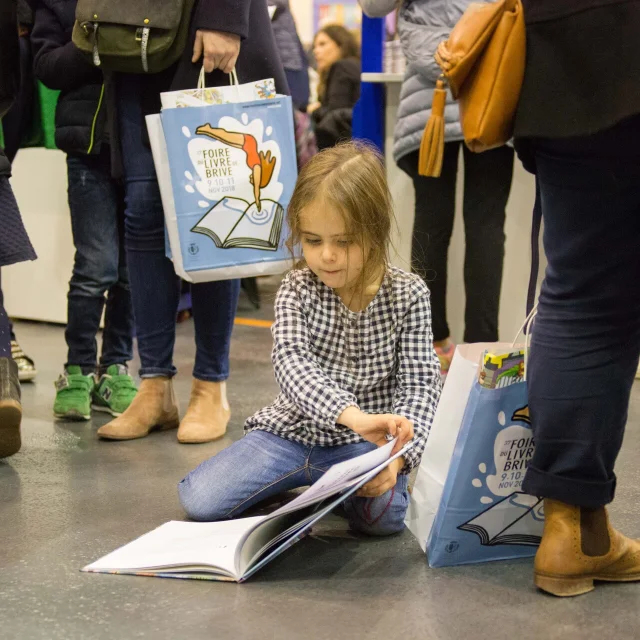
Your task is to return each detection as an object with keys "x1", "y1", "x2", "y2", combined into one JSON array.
[{"x1": 309, "y1": 24, "x2": 361, "y2": 150}]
